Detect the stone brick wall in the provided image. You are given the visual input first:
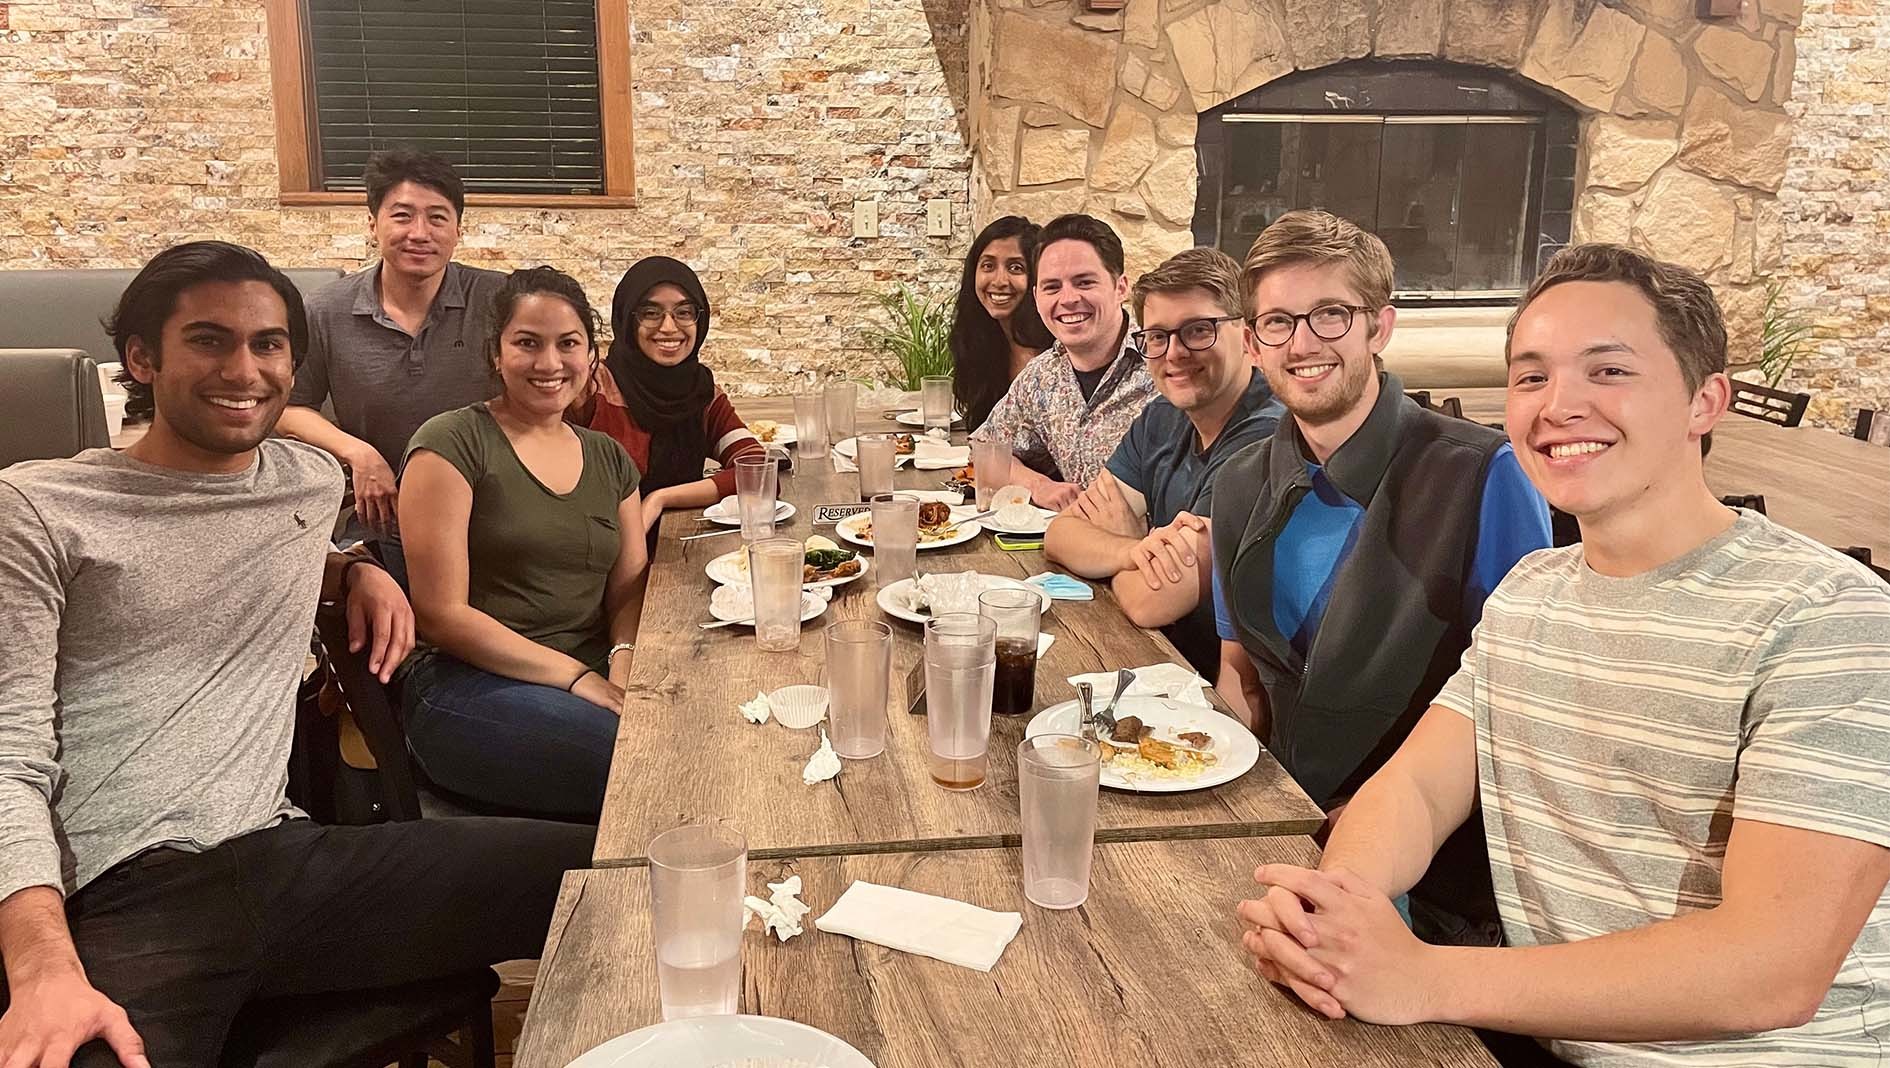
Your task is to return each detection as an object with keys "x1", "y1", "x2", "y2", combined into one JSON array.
[
  {"x1": 1779, "y1": 0, "x2": 1889, "y2": 425},
  {"x1": 0, "y1": 0, "x2": 973, "y2": 393}
]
